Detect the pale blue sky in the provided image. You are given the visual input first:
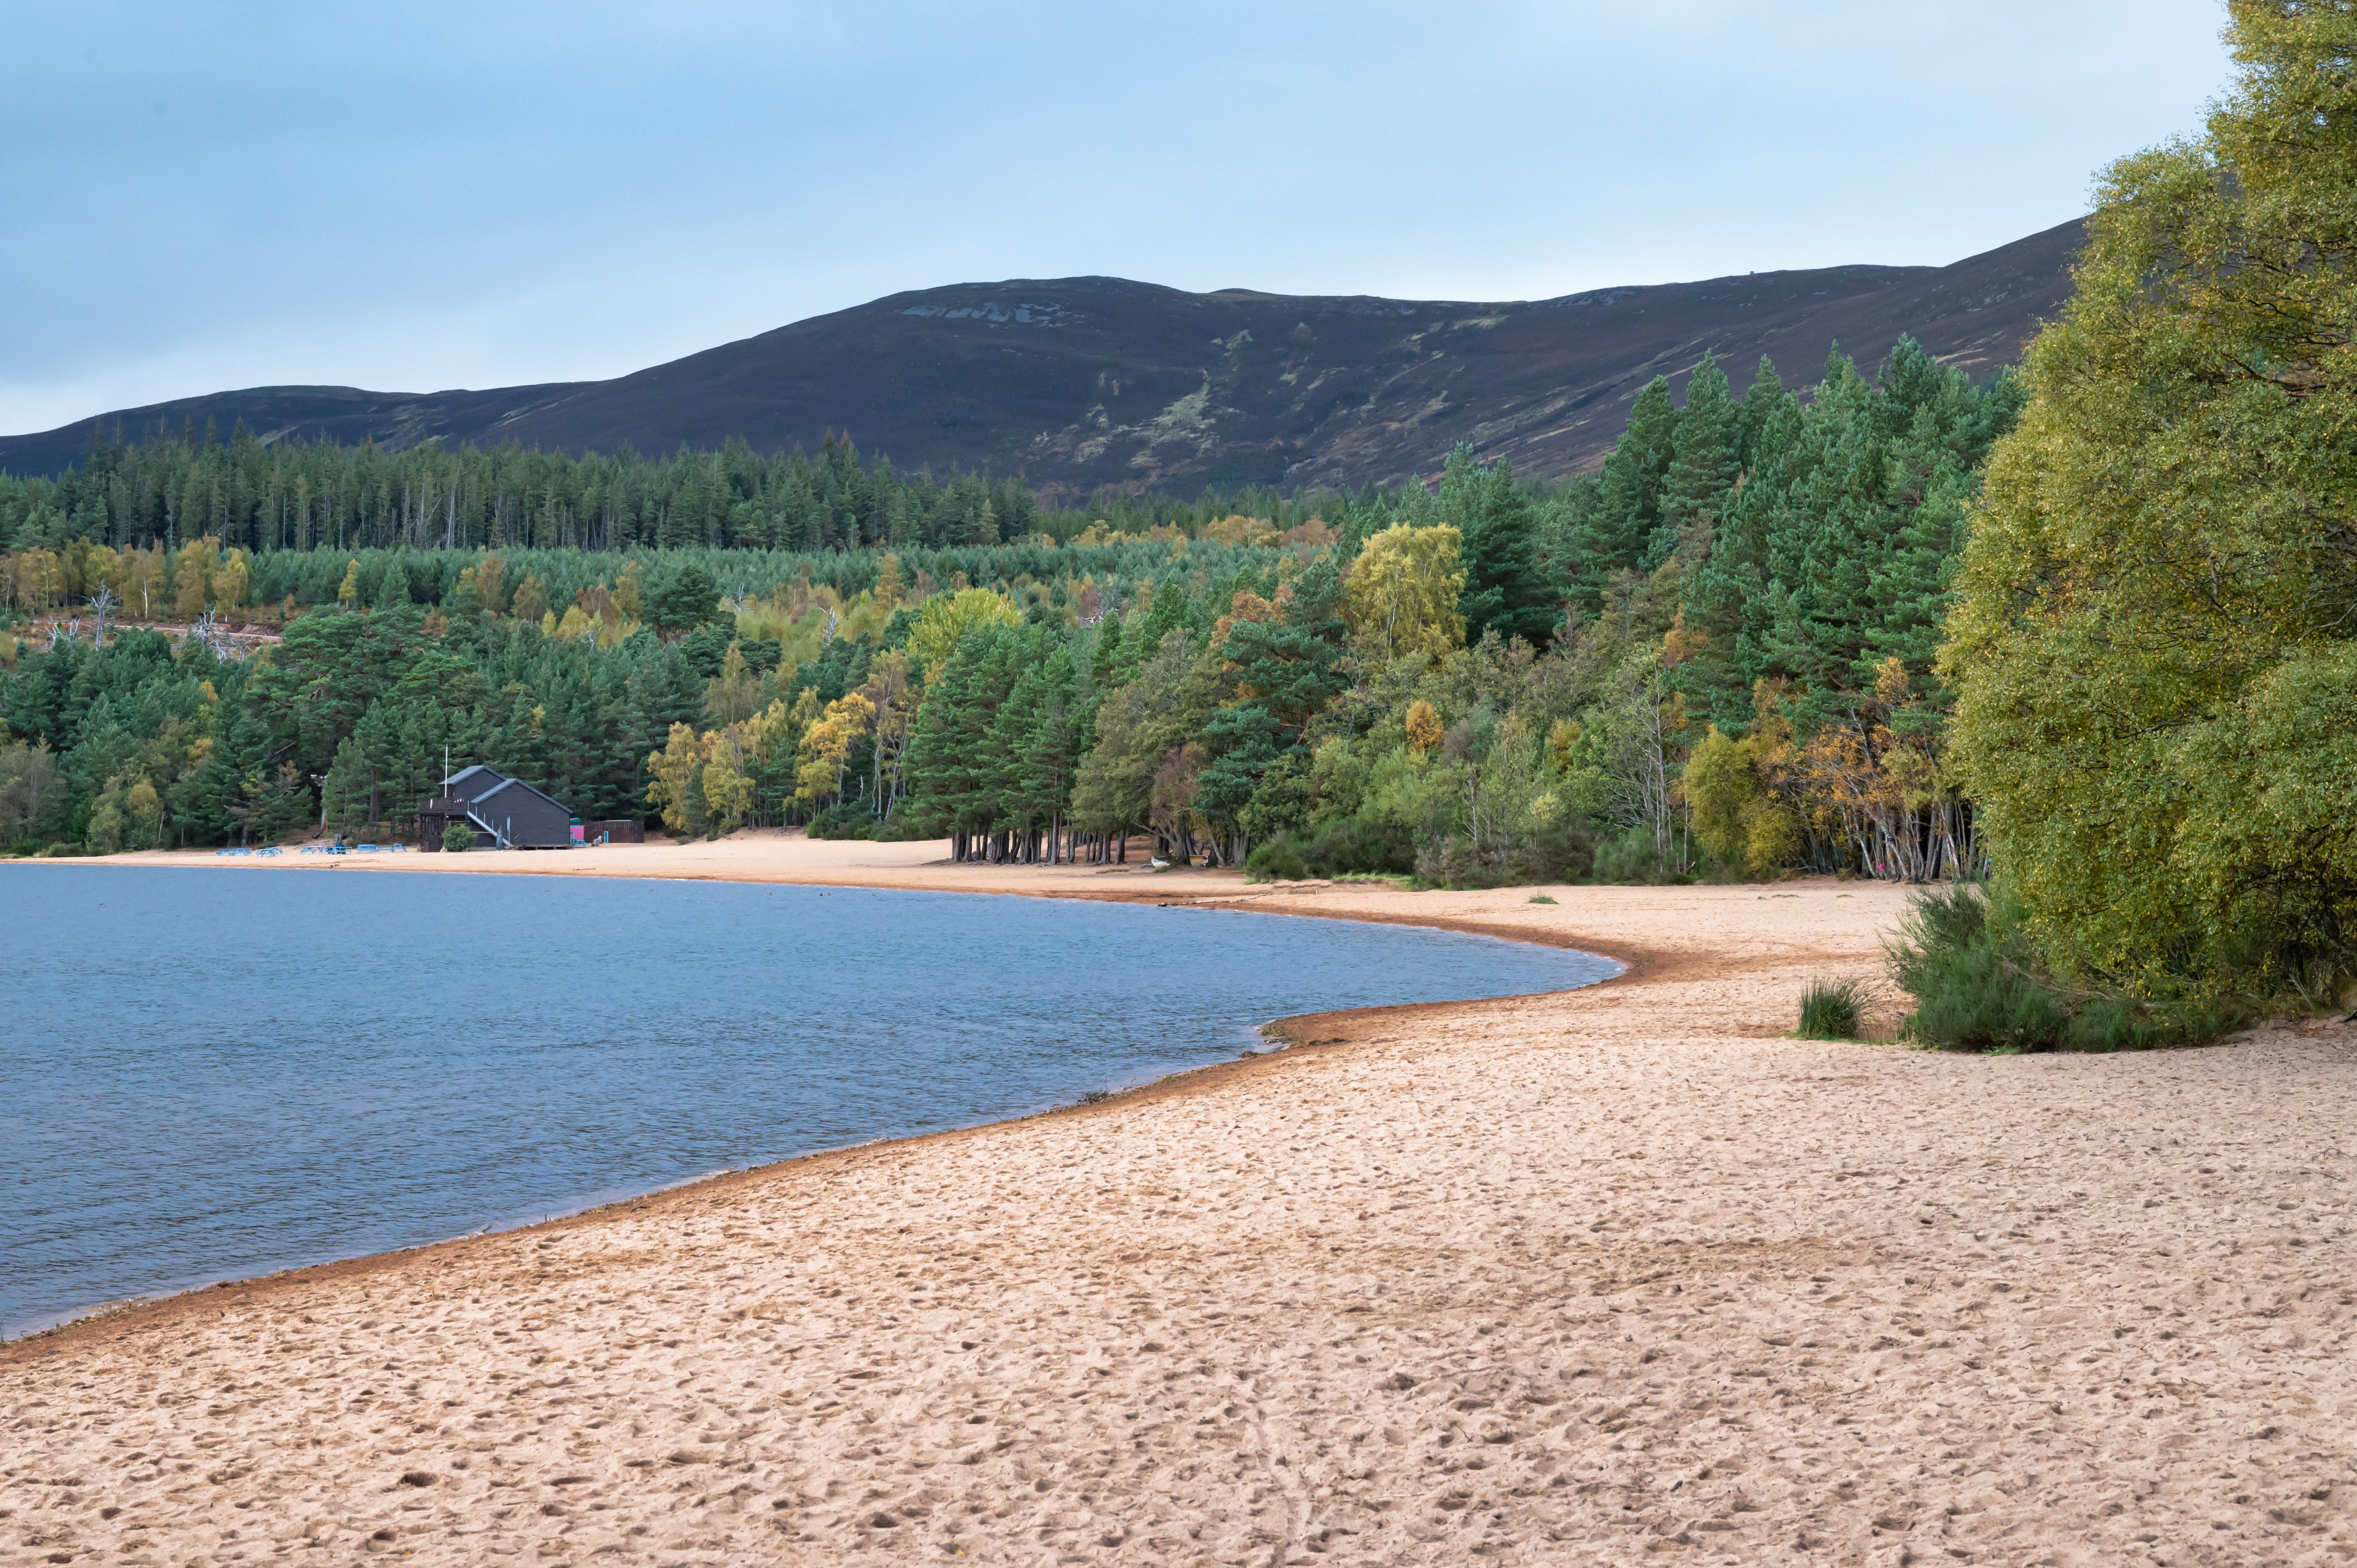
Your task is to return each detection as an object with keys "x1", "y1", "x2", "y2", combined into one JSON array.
[{"x1": 1, "y1": 1, "x2": 2235, "y2": 433}]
